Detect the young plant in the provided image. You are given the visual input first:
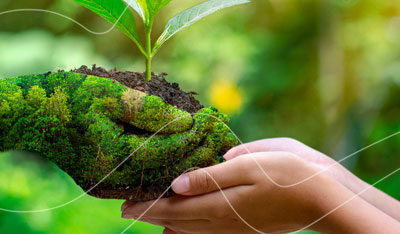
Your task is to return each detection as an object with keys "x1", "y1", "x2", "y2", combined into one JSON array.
[{"x1": 73, "y1": 0, "x2": 250, "y2": 81}]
